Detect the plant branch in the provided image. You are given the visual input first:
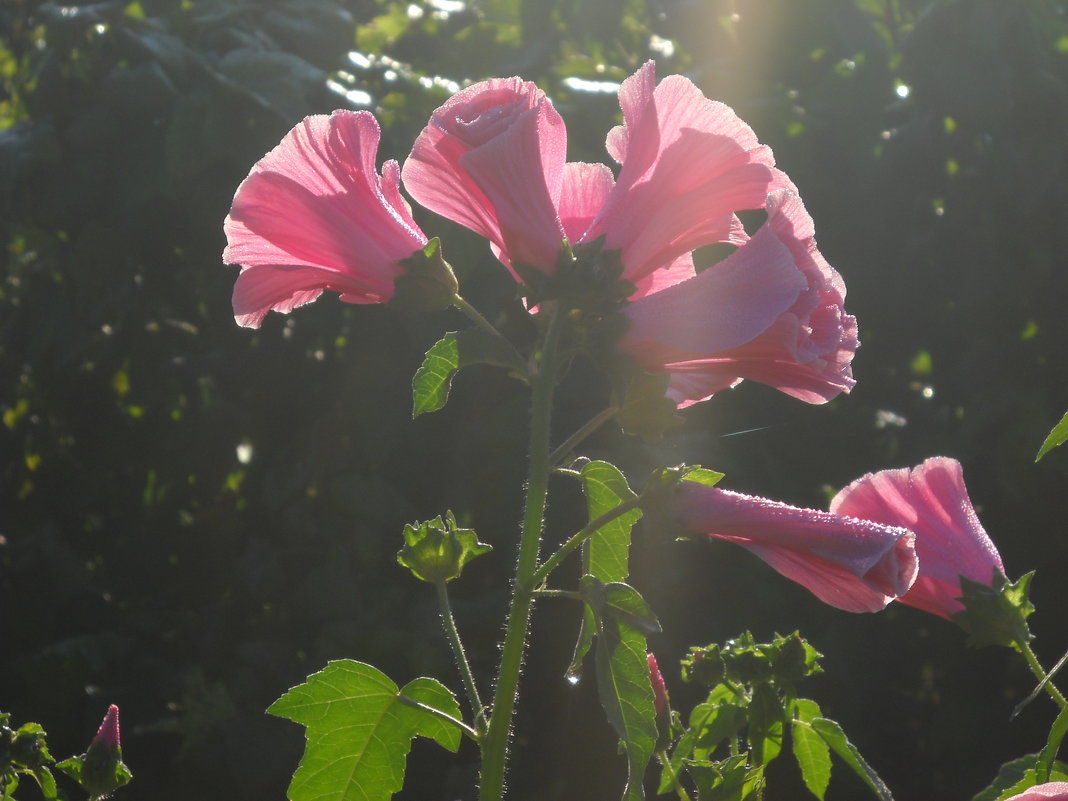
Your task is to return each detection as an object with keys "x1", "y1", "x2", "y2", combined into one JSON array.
[
  {"x1": 436, "y1": 579, "x2": 488, "y2": 735},
  {"x1": 1016, "y1": 640, "x2": 1068, "y2": 714},
  {"x1": 531, "y1": 494, "x2": 644, "y2": 587}
]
